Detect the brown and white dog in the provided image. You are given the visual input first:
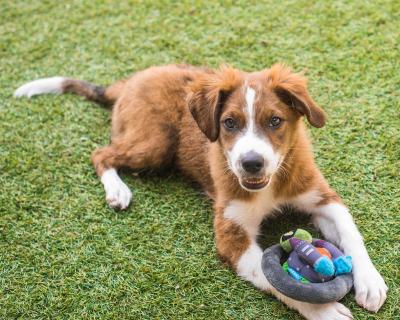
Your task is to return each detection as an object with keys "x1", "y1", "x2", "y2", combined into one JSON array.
[{"x1": 15, "y1": 64, "x2": 387, "y2": 319}]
